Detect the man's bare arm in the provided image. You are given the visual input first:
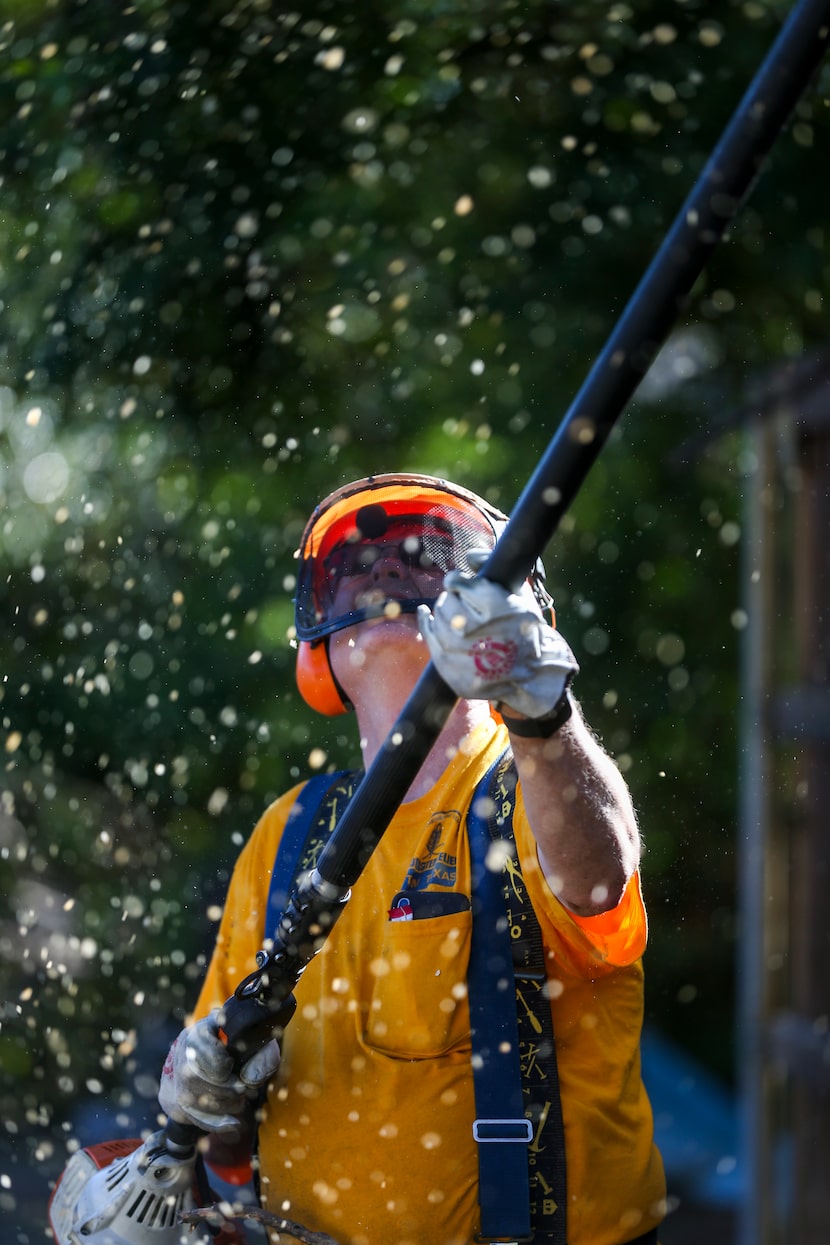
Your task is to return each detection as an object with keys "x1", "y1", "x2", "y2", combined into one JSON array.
[{"x1": 507, "y1": 700, "x2": 640, "y2": 916}]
